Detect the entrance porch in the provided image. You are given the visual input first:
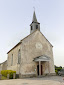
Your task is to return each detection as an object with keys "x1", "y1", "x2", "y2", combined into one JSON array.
[{"x1": 34, "y1": 55, "x2": 50, "y2": 76}]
